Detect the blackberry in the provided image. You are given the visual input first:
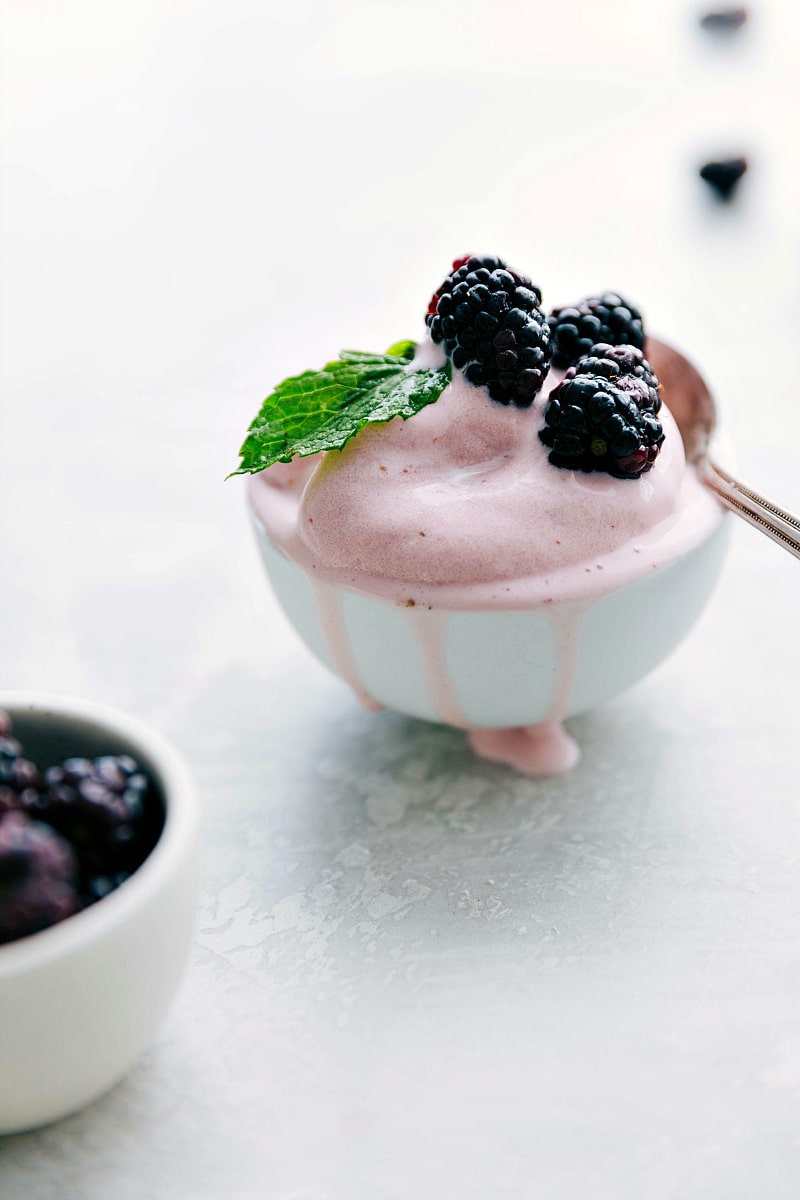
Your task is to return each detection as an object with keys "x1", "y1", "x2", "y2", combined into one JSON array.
[
  {"x1": 426, "y1": 254, "x2": 551, "y2": 407},
  {"x1": 28, "y1": 754, "x2": 162, "y2": 897},
  {"x1": 539, "y1": 343, "x2": 665, "y2": 479},
  {"x1": 0, "y1": 712, "x2": 41, "y2": 816},
  {"x1": 0, "y1": 811, "x2": 80, "y2": 944},
  {"x1": 699, "y1": 157, "x2": 748, "y2": 200},
  {"x1": 547, "y1": 292, "x2": 645, "y2": 369},
  {"x1": 572, "y1": 343, "x2": 662, "y2": 414},
  {"x1": 699, "y1": 7, "x2": 748, "y2": 31}
]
